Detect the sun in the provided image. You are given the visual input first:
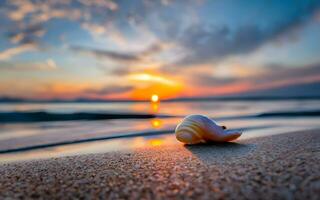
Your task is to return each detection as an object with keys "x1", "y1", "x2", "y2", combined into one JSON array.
[{"x1": 151, "y1": 94, "x2": 159, "y2": 103}]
